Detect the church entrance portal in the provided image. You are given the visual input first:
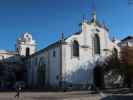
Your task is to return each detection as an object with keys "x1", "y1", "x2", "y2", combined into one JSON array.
[{"x1": 93, "y1": 66, "x2": 104, "y2": 89}]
